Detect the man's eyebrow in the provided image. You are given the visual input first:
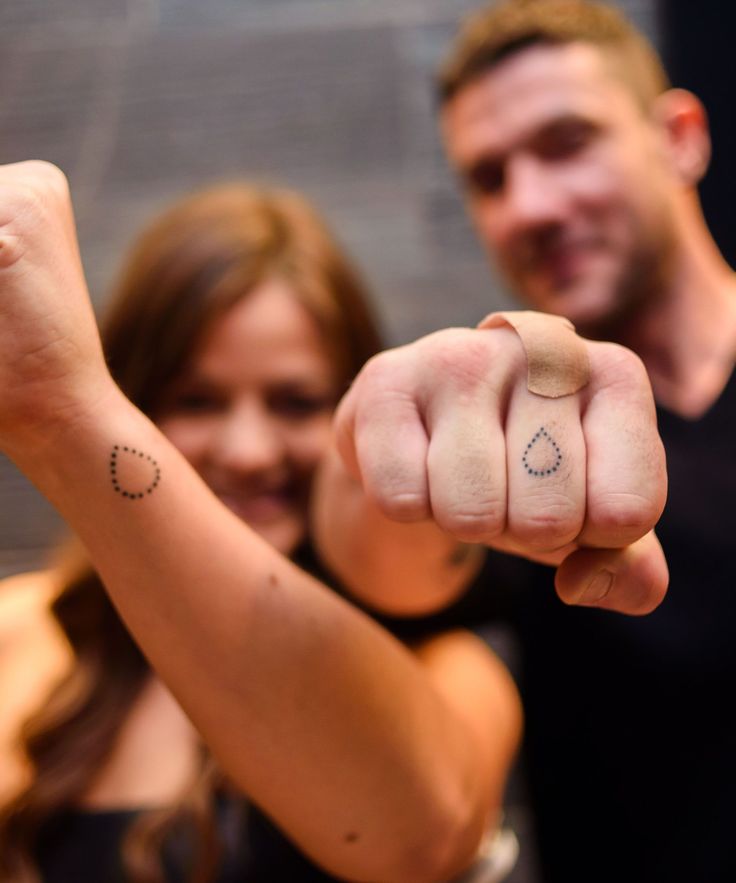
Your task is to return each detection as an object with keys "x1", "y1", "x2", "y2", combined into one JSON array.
[
  {"x1": 529, "y1": 113, "x2": 602, "y2": 142},
  {"x1": 465, "y1": 114, "x2": 600, "y2": 168}
]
